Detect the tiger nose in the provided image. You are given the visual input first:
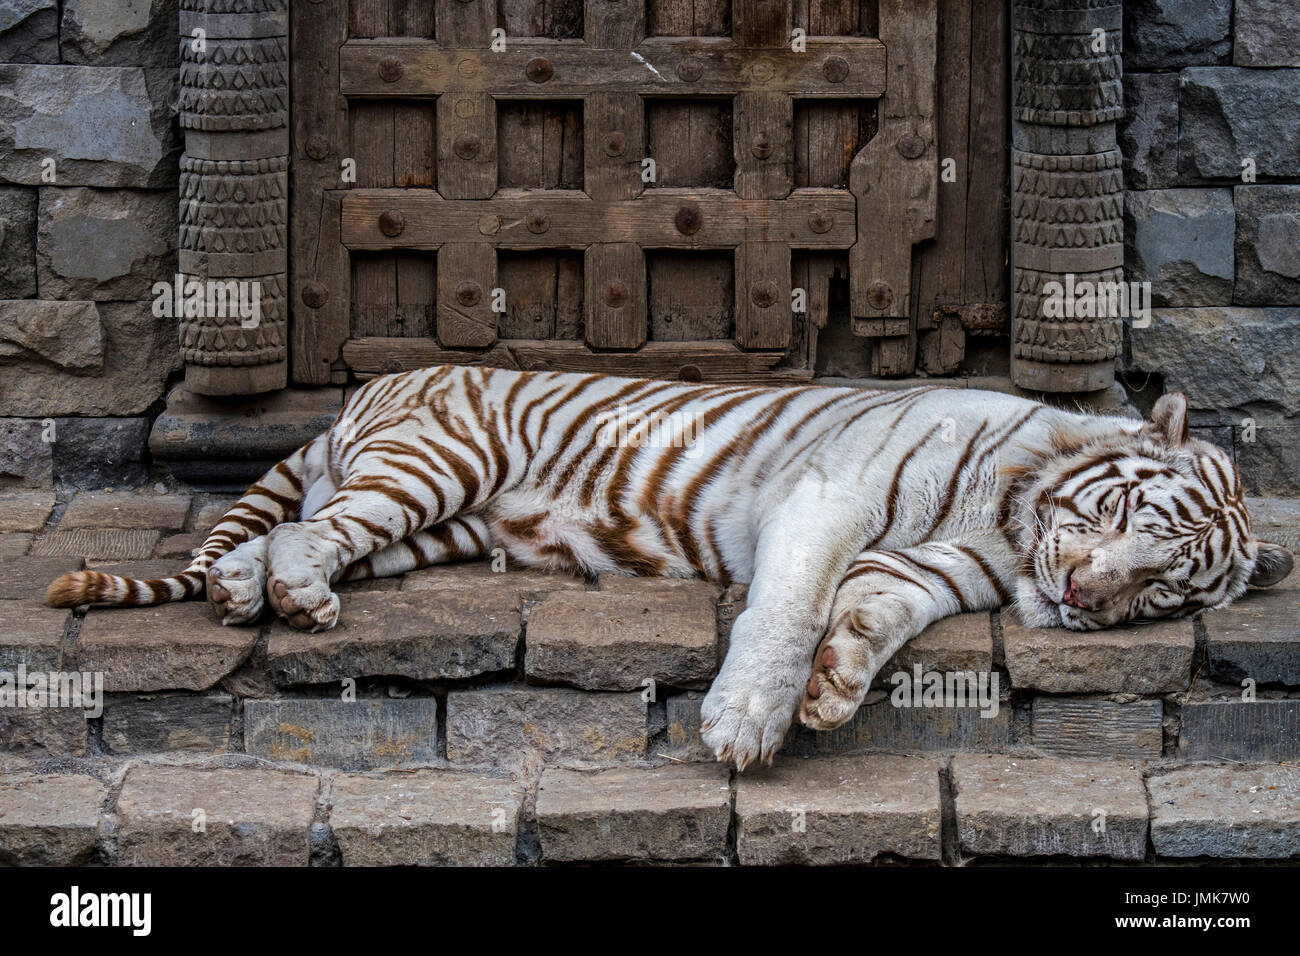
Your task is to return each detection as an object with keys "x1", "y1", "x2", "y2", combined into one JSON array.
[{"x1": 1062, "y1": 570, "x2": 1089, "y2": 609}]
